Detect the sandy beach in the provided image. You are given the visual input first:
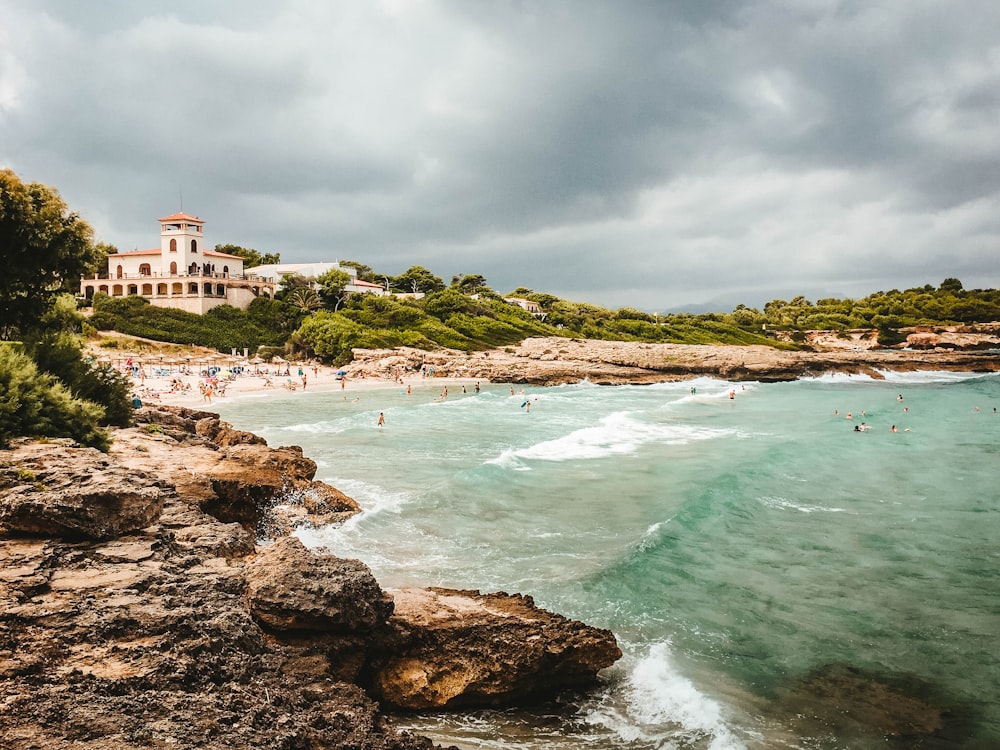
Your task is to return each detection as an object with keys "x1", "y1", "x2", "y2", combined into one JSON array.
[
  {"x1": 88, "y1": 324, "x2": 1000, "y2": 409},
  {"x1": 123, "y1": 361, "x2": 486, "y2": 410}
]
